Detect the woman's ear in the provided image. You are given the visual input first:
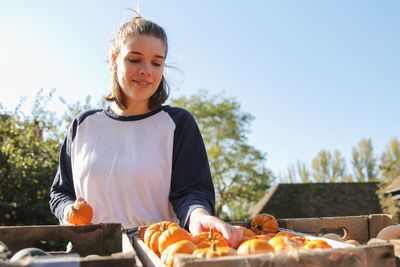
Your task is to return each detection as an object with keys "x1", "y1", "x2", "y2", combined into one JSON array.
[{"x1": 111, "y1": 53, "x2": 118, "y2": 72}]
